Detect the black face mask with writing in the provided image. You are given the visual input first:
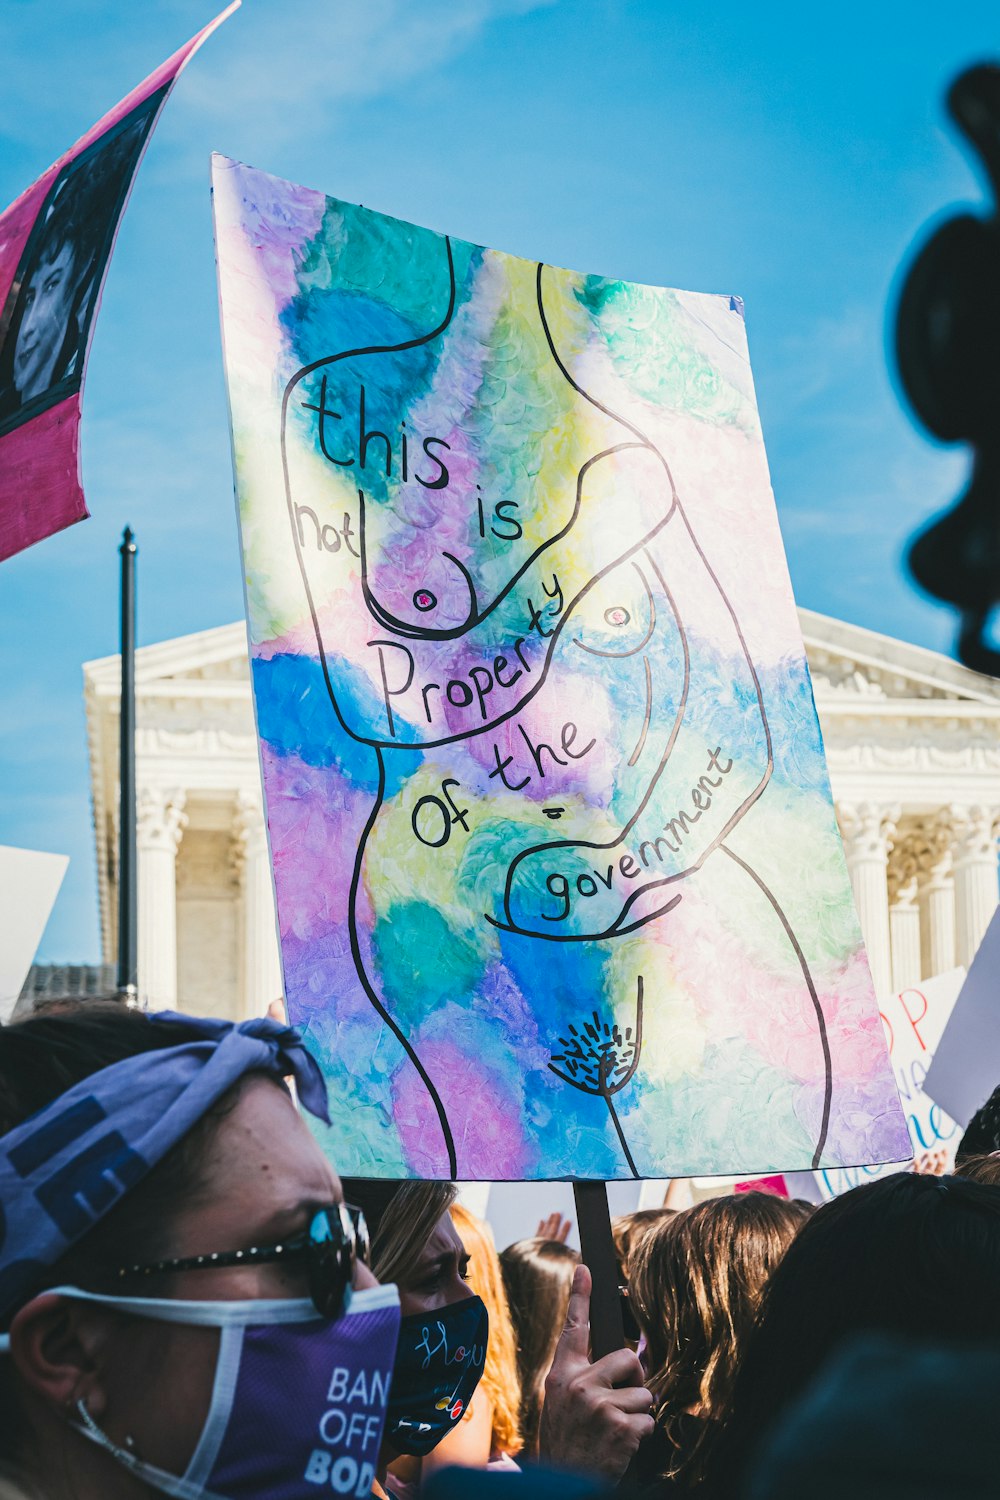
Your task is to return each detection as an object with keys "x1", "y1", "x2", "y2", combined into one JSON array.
[{"x1": 384, "y1": 1294, "x2": 489, "y2": 1456}]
